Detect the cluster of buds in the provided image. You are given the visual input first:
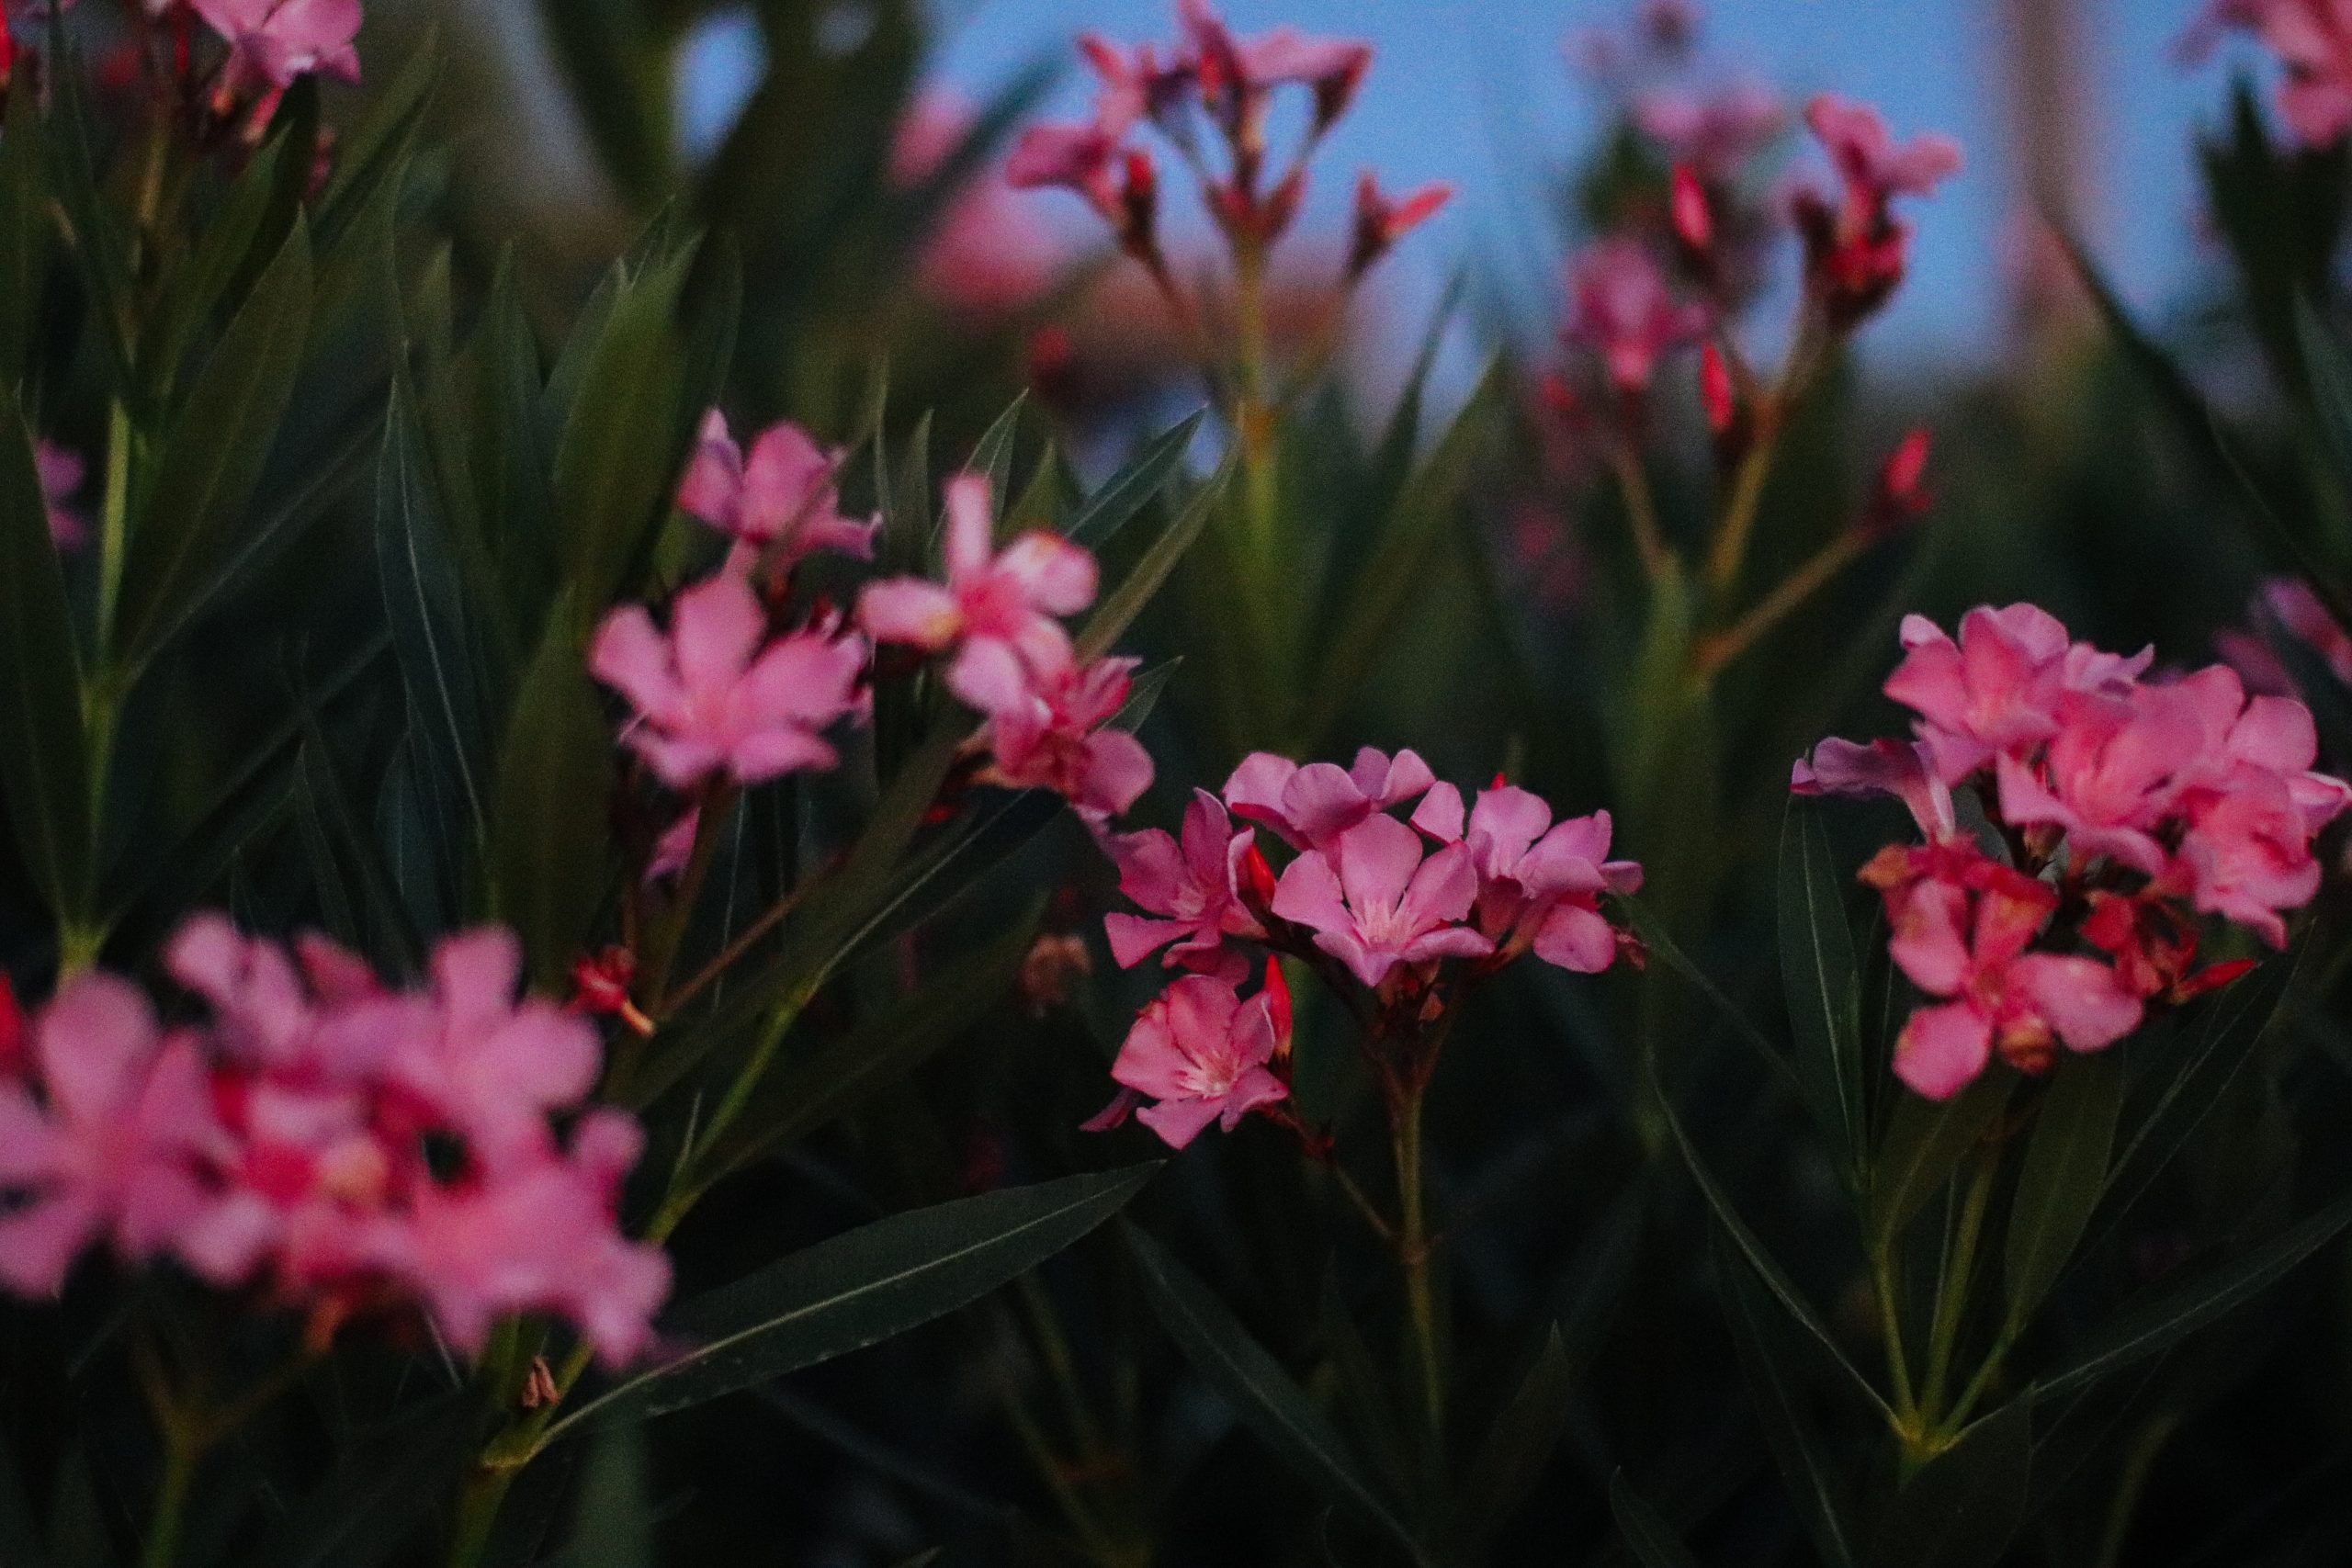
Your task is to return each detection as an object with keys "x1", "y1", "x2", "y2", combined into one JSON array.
[
  {"x1": 1088, "y1": 749, "x2": 1641, "y2": 1149},
  {"x1": 1797, "y1": 604, "x2": 2351, "y2": 1099},
  {"x1": 1789, "y1": 96, "x2": 1962, "y2": 333},
  {"x1": 0, "y1": 919, "x2": 669, "y2": 1363},
  {"x1": 1007, "y1": 0, "x2": 1447, "y2": 338}
]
